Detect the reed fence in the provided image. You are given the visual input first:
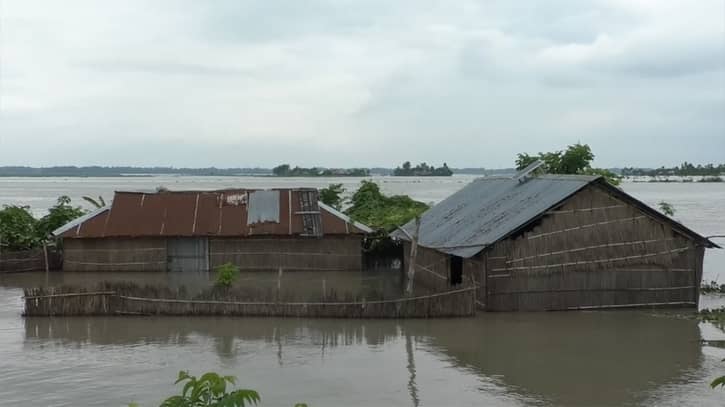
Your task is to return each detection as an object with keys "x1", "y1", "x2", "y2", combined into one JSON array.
[{"x1": 23, "y1": 282, "x2": 475, "y2": 318}]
